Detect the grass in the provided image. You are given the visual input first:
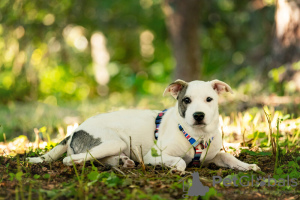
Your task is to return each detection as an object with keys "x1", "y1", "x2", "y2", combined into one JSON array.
[
  {"x1": 0, "y1": 96, "x2": 300, "y2": 199},
  {"x1": 0, "y1": 95, "x2": 174, "y2": 141},
  {"x1": 1, "y1": 149, "x2": 300, "y2": 199}
]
